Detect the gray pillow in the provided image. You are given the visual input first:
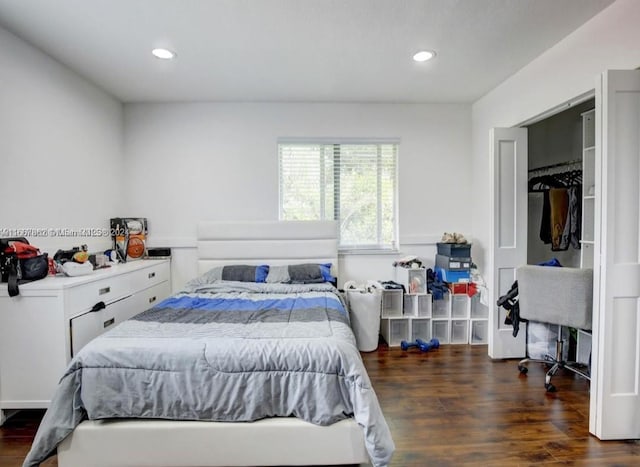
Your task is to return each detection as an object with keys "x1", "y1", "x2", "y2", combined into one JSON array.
[
  {"x1": 188, "y1": 265, "x2": 269, "y2": 287},
  {"x1": 266, "y1": 263, "x2": 335, "y2": 284}
]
